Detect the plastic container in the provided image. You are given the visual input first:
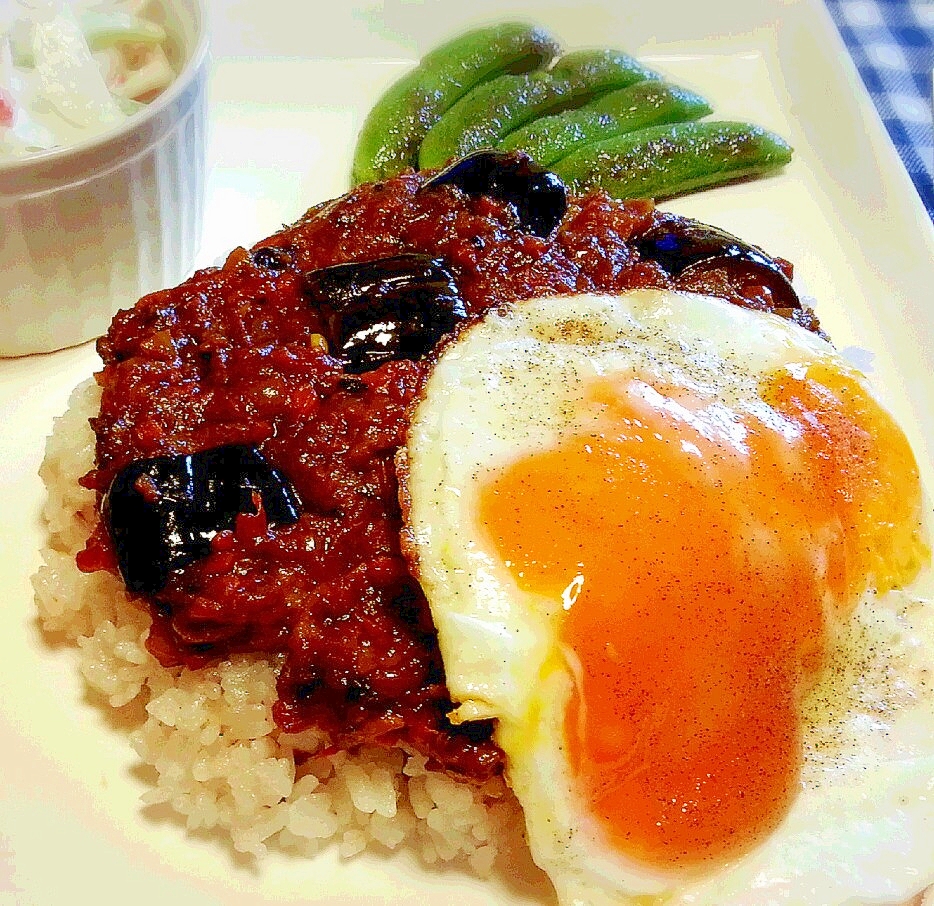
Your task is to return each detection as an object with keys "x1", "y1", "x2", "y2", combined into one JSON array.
[{"x1": 0, "y1": 0, "x2": 208, "y2": 357}]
